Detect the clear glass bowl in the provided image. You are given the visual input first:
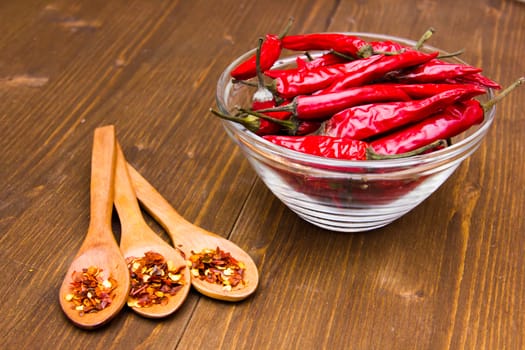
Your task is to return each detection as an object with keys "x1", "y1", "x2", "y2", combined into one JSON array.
[{"x1": 215, "y1": 33, "x2": 495, "y2": 232}]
